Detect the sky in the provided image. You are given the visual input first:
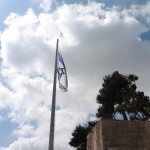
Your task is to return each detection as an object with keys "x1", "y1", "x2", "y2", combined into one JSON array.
[{"x1": 0, "y1": 0, "x2": 150, "y2": 150}]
